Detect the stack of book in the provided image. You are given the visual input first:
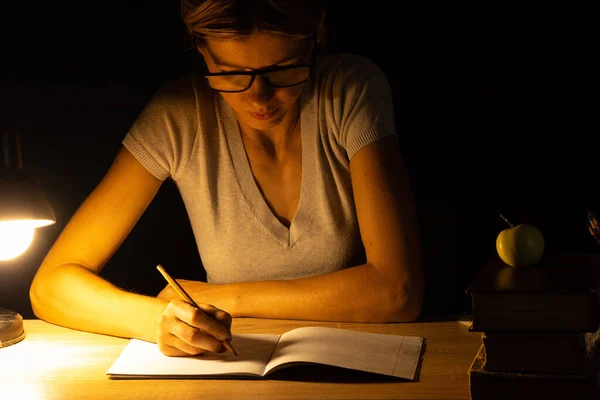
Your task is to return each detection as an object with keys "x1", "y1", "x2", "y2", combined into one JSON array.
[{"x1": 466, "y1": 254, "x2": 600, "y2": 400}]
